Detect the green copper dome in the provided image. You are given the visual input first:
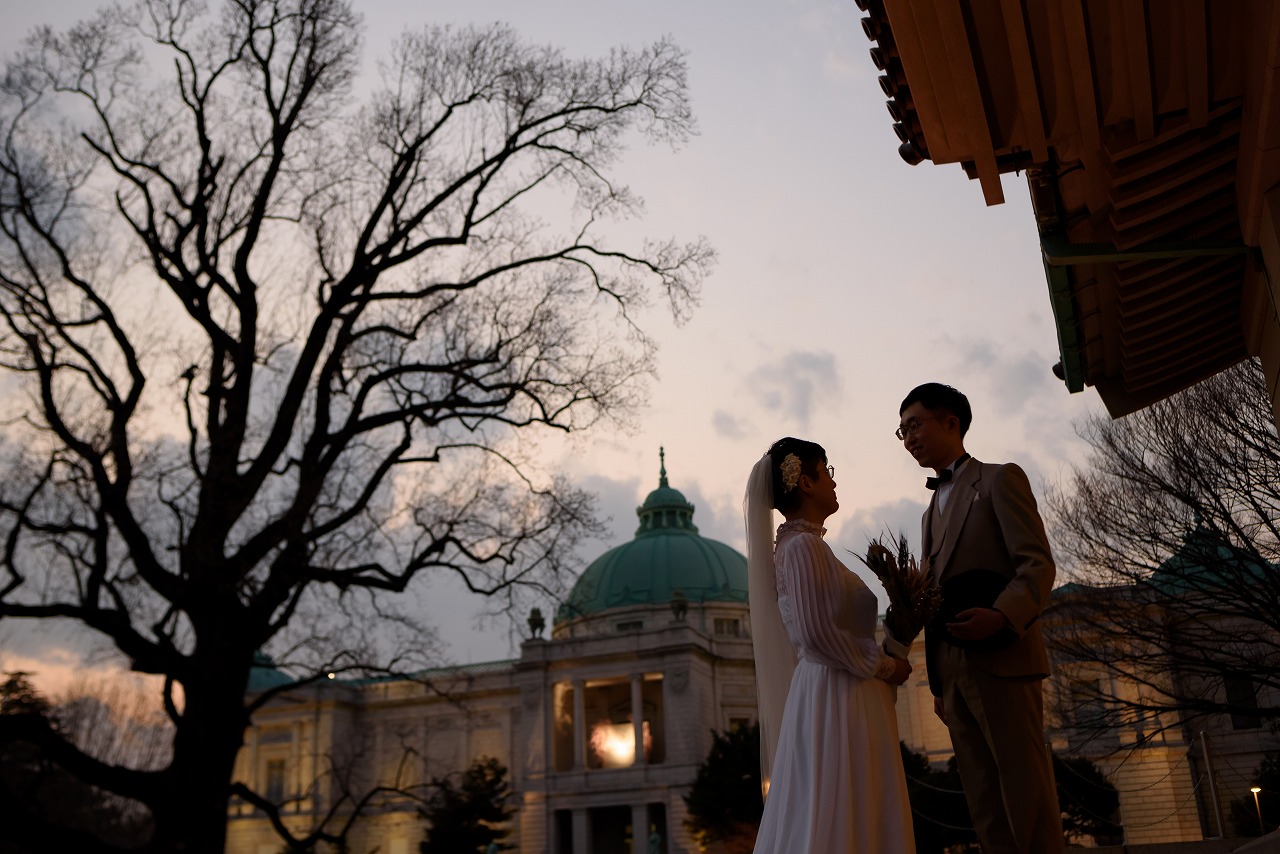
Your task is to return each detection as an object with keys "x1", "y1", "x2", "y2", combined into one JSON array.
[{"x1": 557, "y1": 450, "x2": 748, "y2": 623}]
